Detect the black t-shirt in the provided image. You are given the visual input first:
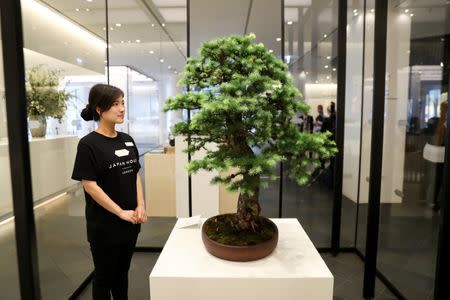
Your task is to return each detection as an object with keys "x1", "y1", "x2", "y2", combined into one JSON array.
[{"x1": 71, "y1": 131, "x2": 141, "y2": 244}]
